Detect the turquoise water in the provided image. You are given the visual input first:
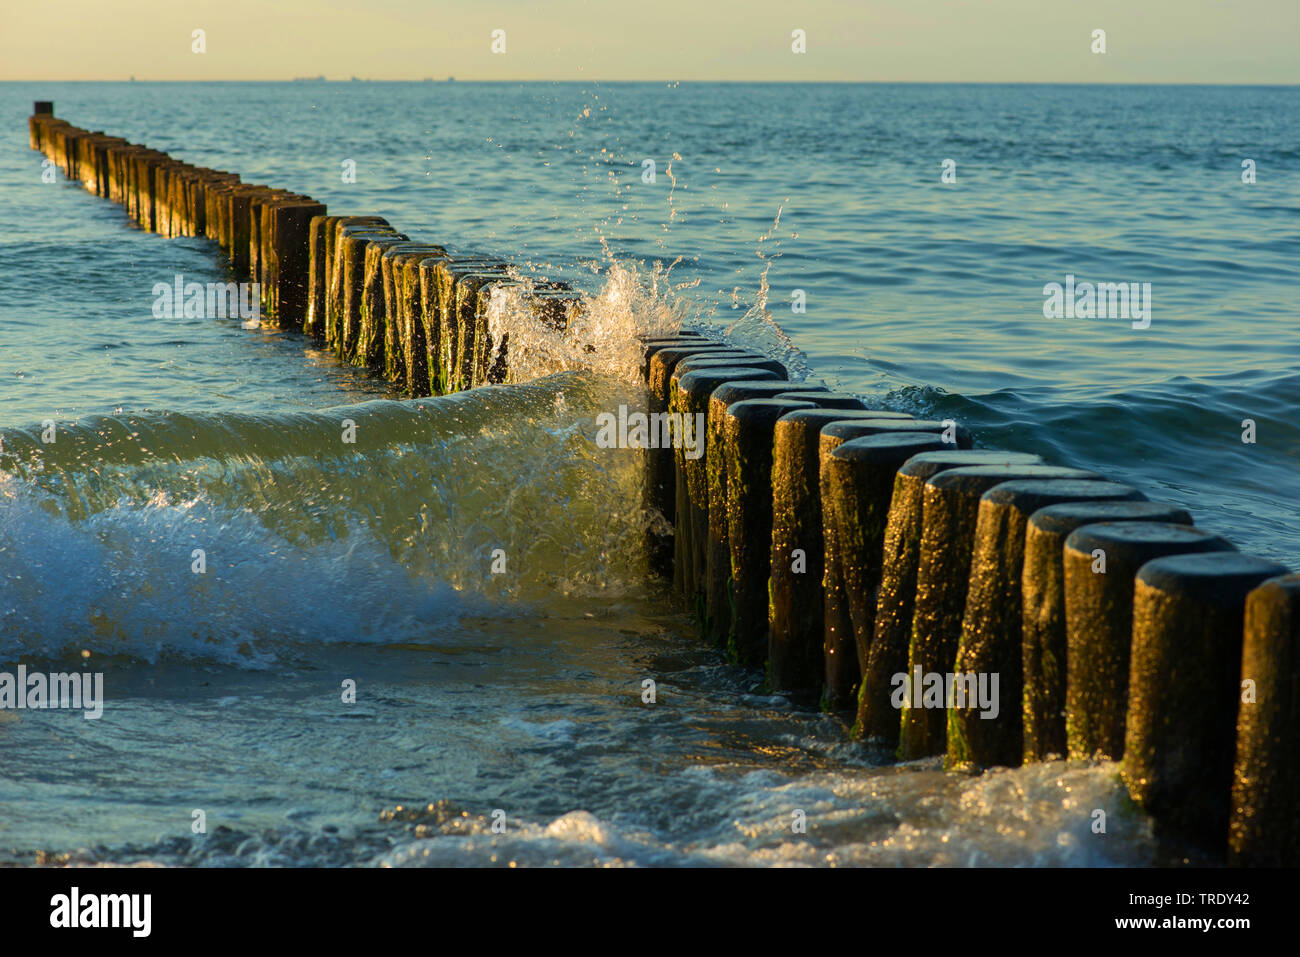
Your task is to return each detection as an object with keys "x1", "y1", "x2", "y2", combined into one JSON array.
[{"x1": 0, "y1": 82, "x2": 1295, "y2": 866}]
